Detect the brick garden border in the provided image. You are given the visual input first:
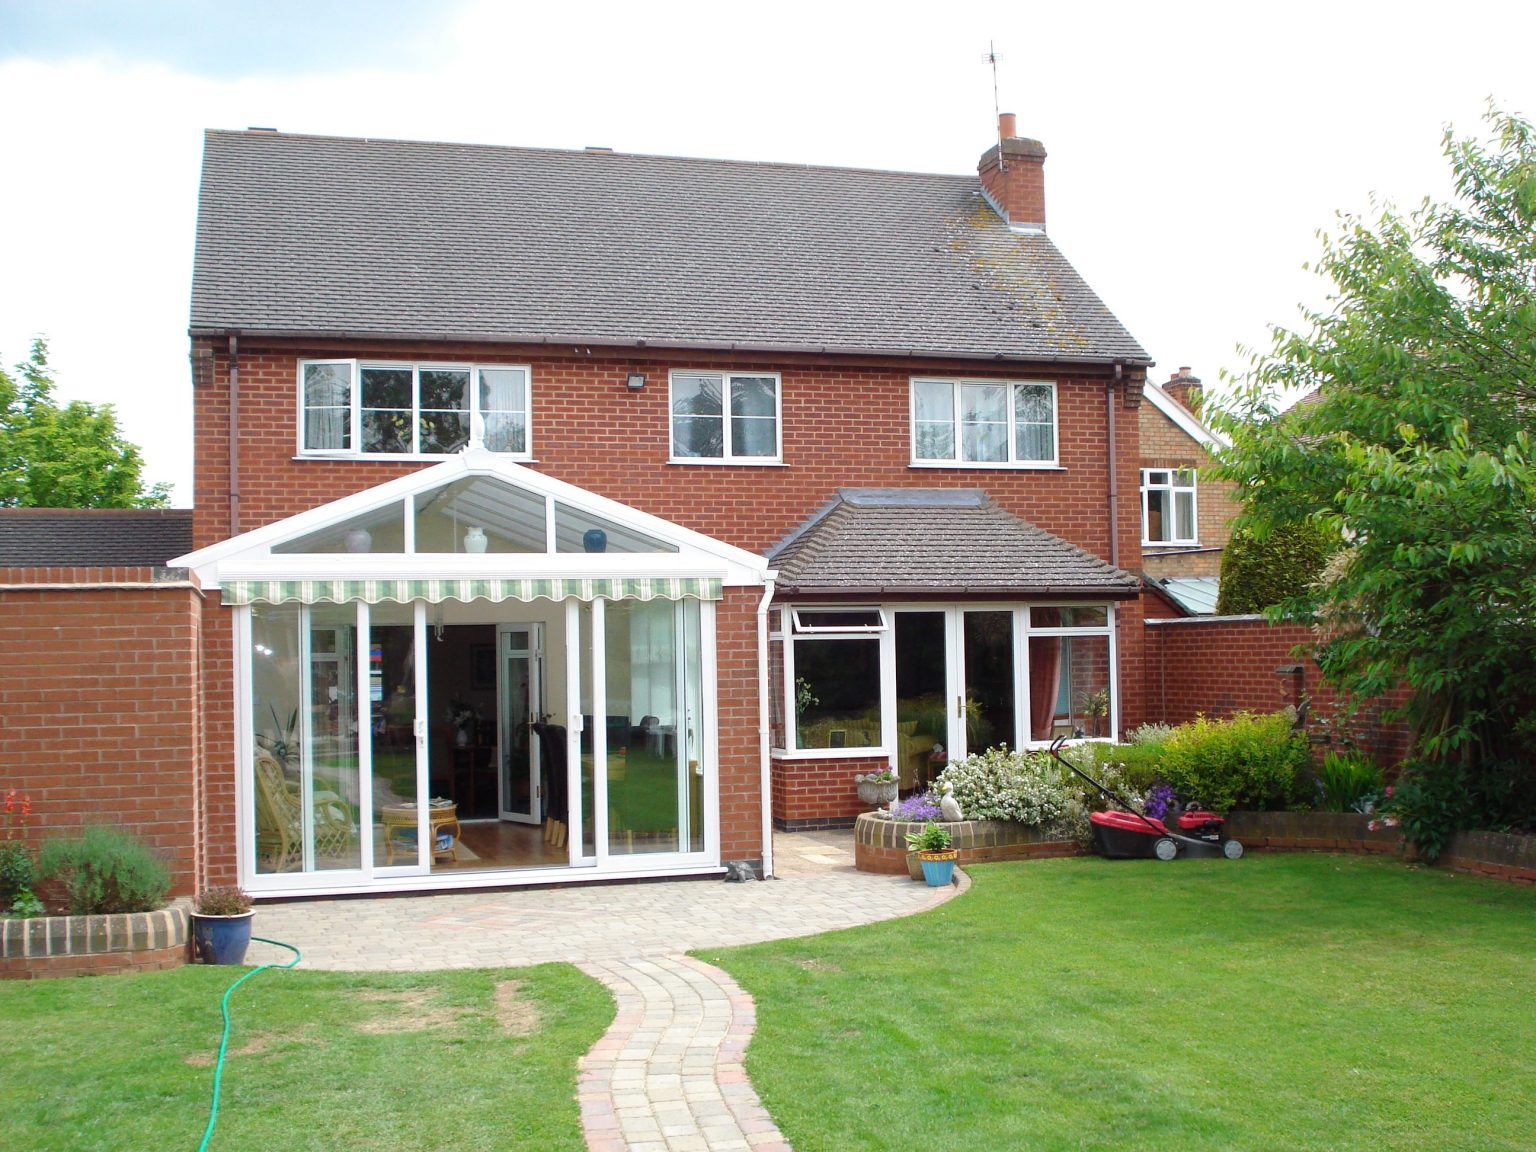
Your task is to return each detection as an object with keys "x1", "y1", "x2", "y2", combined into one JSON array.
[
  {"x1": 0, "y1": 901, "x2": 189, "y2": 979},
  {"x1": 854, "y1": 813, "x2": 1081, "y2": 877}
]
